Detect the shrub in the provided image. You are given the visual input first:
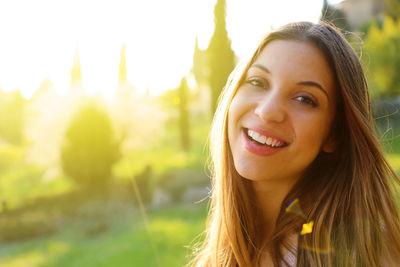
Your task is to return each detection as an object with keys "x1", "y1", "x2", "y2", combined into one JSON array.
[
  {"x1": 61, "y1": 102, "x2": 121, "y2": 193},
  {"x1": 0, "y1": 212, "x2": 56, "y2": 242}
]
